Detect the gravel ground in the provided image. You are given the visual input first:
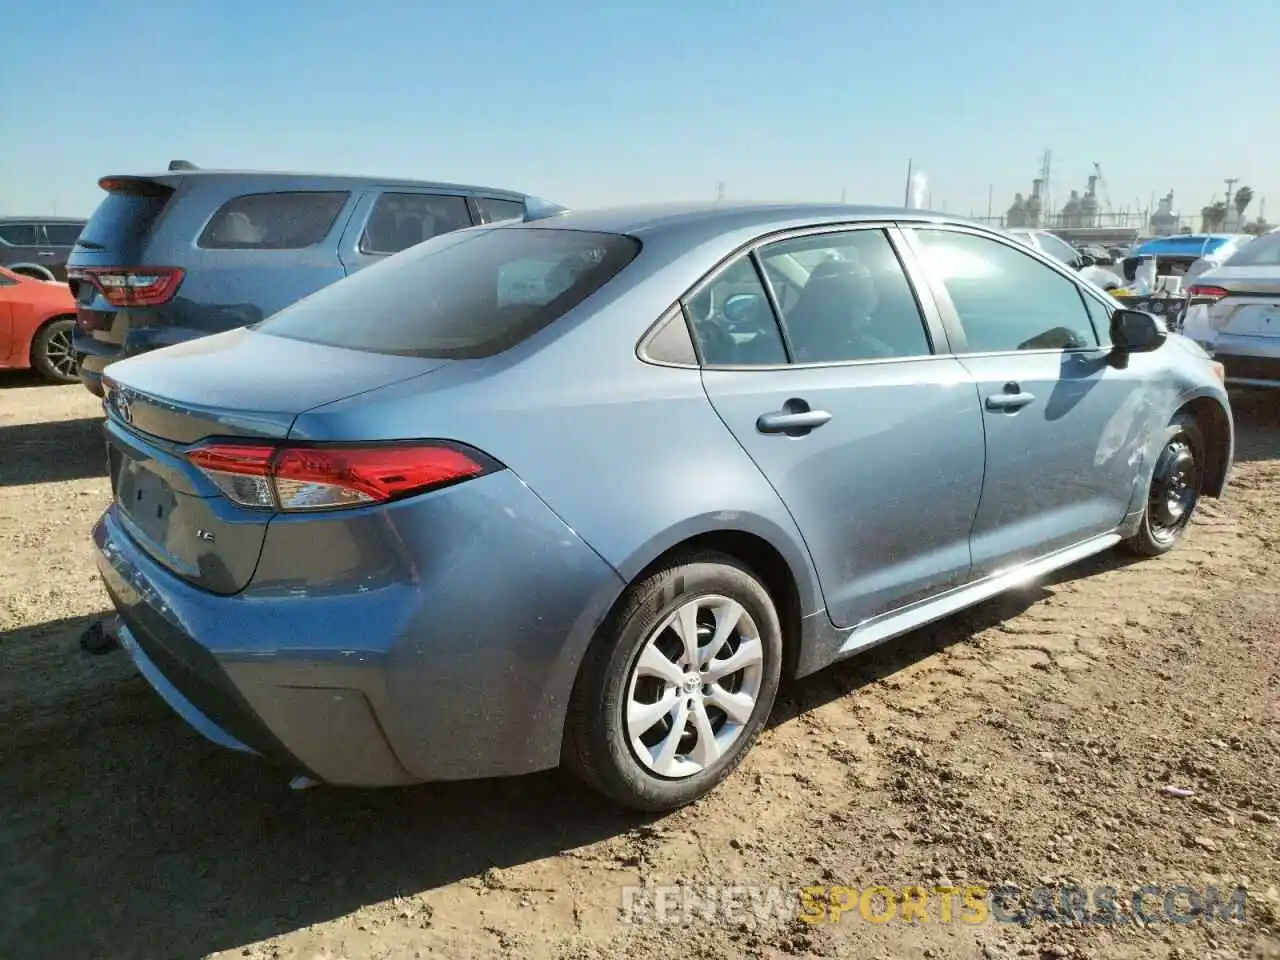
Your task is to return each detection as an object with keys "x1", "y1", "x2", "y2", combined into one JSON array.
[{"x1": 1, "y1": 373, "x2": 1278, "y2": 960}]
